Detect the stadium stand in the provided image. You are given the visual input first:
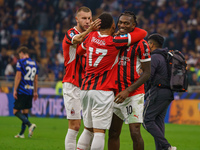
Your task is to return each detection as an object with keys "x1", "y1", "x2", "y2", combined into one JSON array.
[{"x1": 0, "y1": 0, "x2": 200, "y2": 91}]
